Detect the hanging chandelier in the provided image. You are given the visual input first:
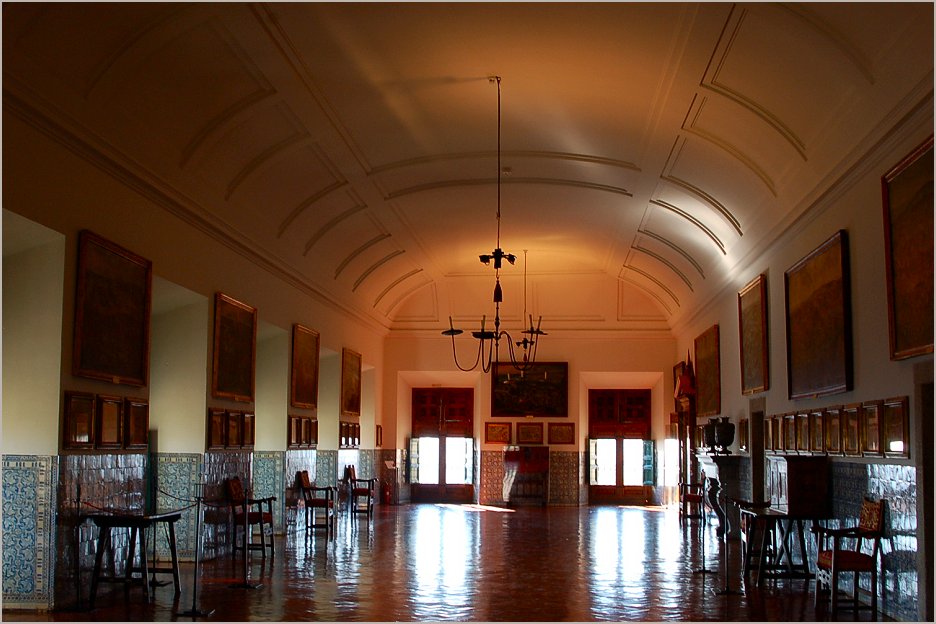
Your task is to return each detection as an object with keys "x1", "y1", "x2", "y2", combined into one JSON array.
[{"x1": 442, "y1": 76, "x2": 546, "y2": 373}]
